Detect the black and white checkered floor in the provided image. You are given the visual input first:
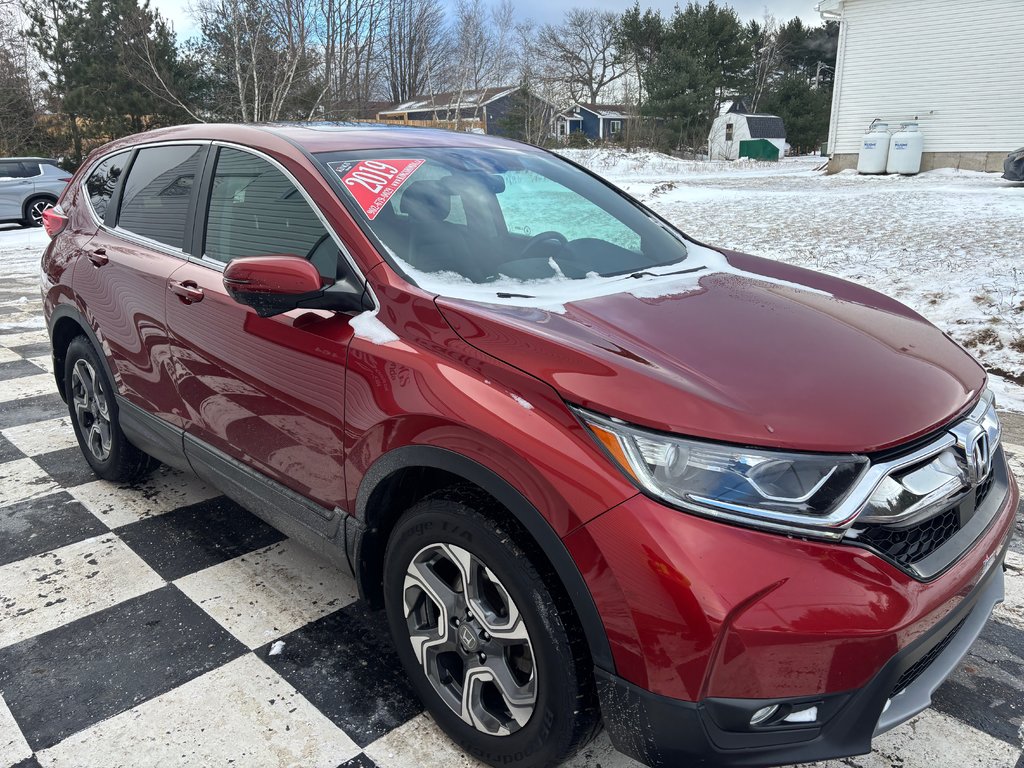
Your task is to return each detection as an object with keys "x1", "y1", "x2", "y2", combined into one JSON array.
[{"x1": 0, "y1": 320, "x2": 1022, "y2": 767}]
